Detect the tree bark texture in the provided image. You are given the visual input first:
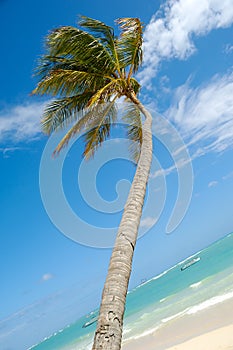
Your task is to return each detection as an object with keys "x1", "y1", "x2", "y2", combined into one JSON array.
[{"x1": 92, "y1": 96, "x2": 153, "y2": 350}]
